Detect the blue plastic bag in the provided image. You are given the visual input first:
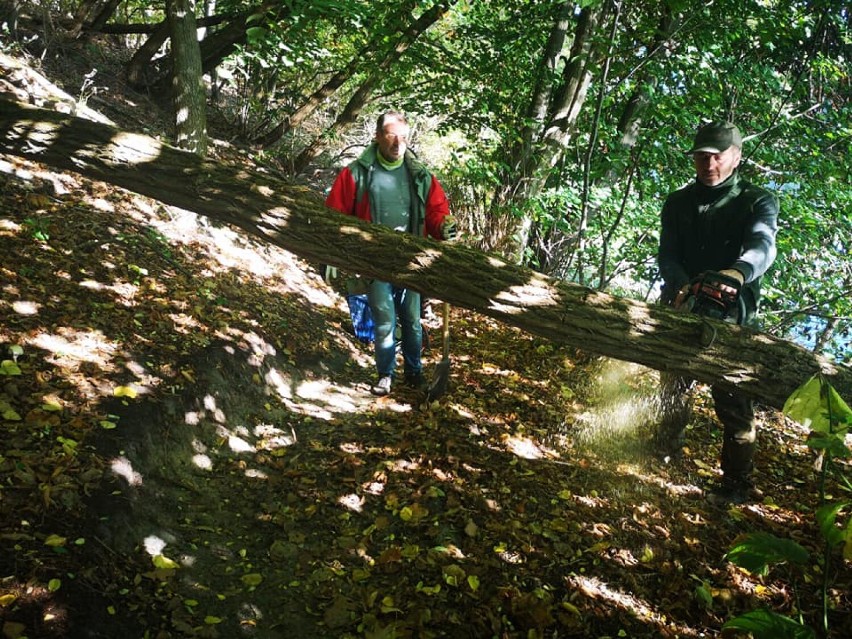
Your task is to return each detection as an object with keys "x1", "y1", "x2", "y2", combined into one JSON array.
[{"x1": 346, "y1": 294, "x2": 374, "y2": 343}]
